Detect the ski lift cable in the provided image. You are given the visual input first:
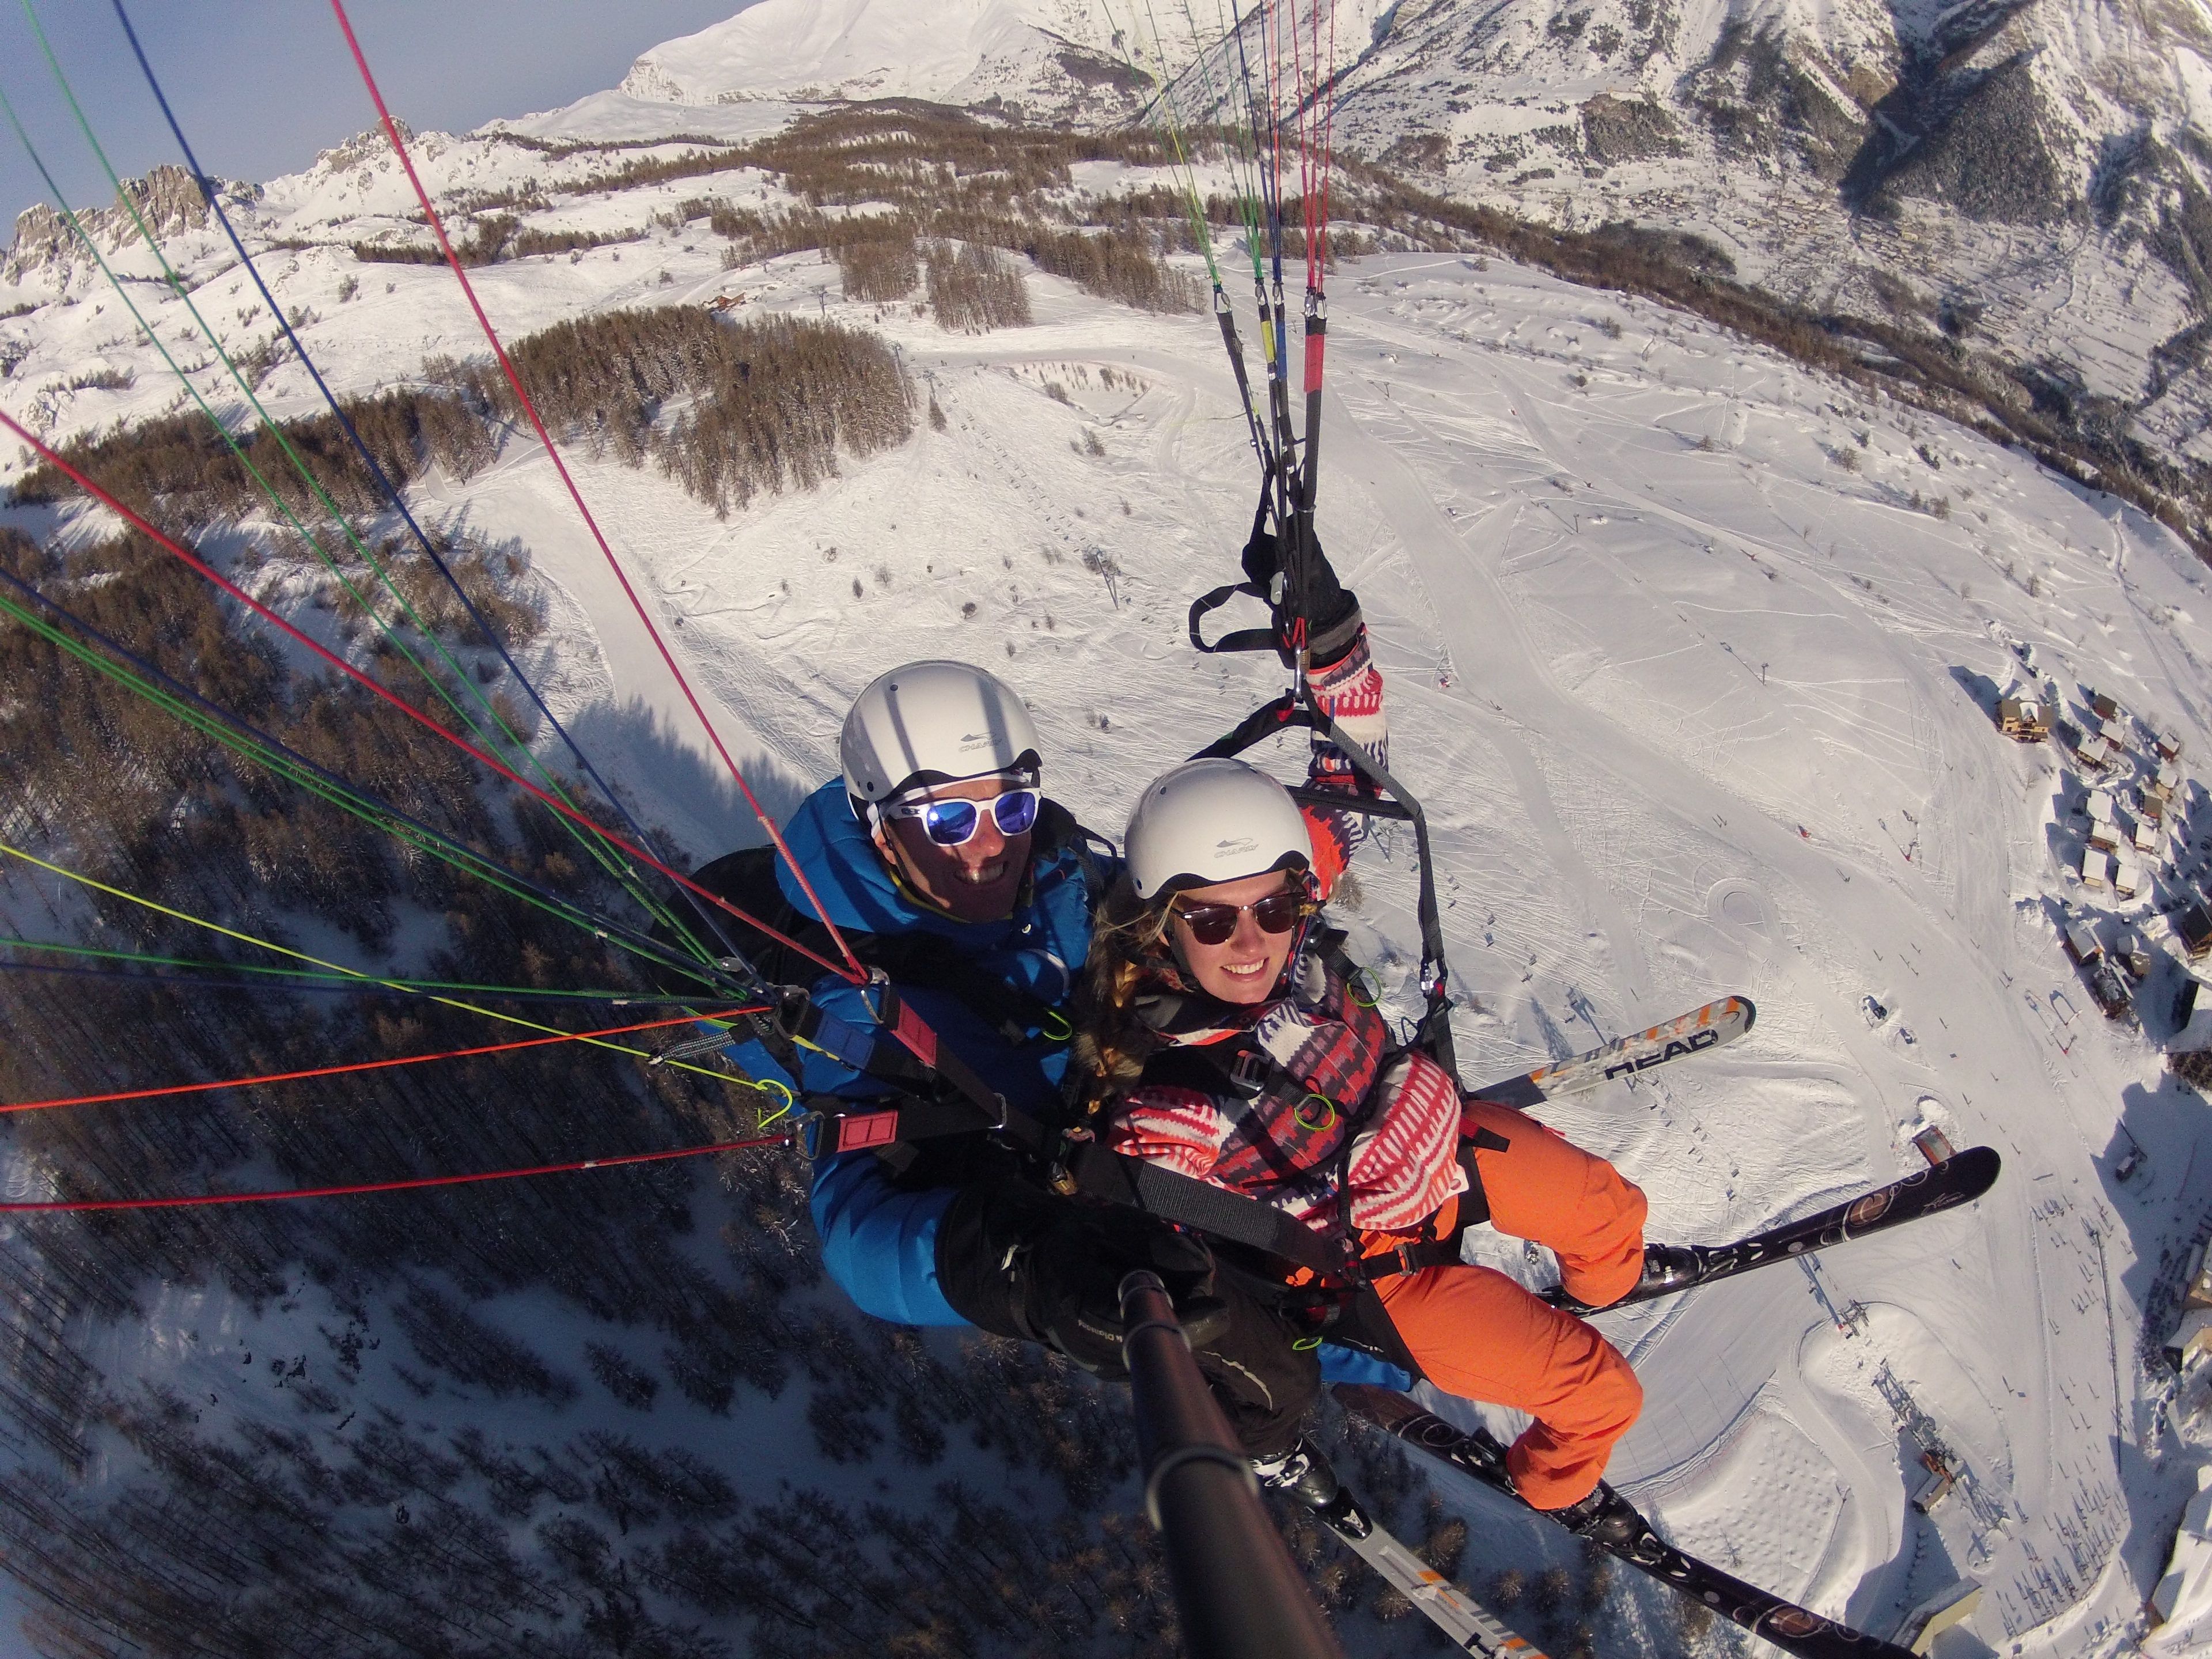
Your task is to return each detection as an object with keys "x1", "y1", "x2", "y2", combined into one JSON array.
[
  {"x1": 1, "y1": 1007, "x2": 766, "y2": 1115},
  {"x1": 328, "y1": 0, "x2": 866, "y2": 987},
  {"x1": 0, "y1": 411, "x2": 858, "y2": 990},
  {"x1": 0, "y1": 843, "x2": 756, "y2": 1088},
  {"x1": 9, "y1": 22, "x2": 709, "y2": 969},
  {"x1": 108, "y1": 0, "x2": 683, "y2": 913},
  {"x1": 0, "y1": 574, "x2": 725, "y2": 992},
  {"x1": 0, "y1": 1128, "x2": 798, "y2": 1216}
]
